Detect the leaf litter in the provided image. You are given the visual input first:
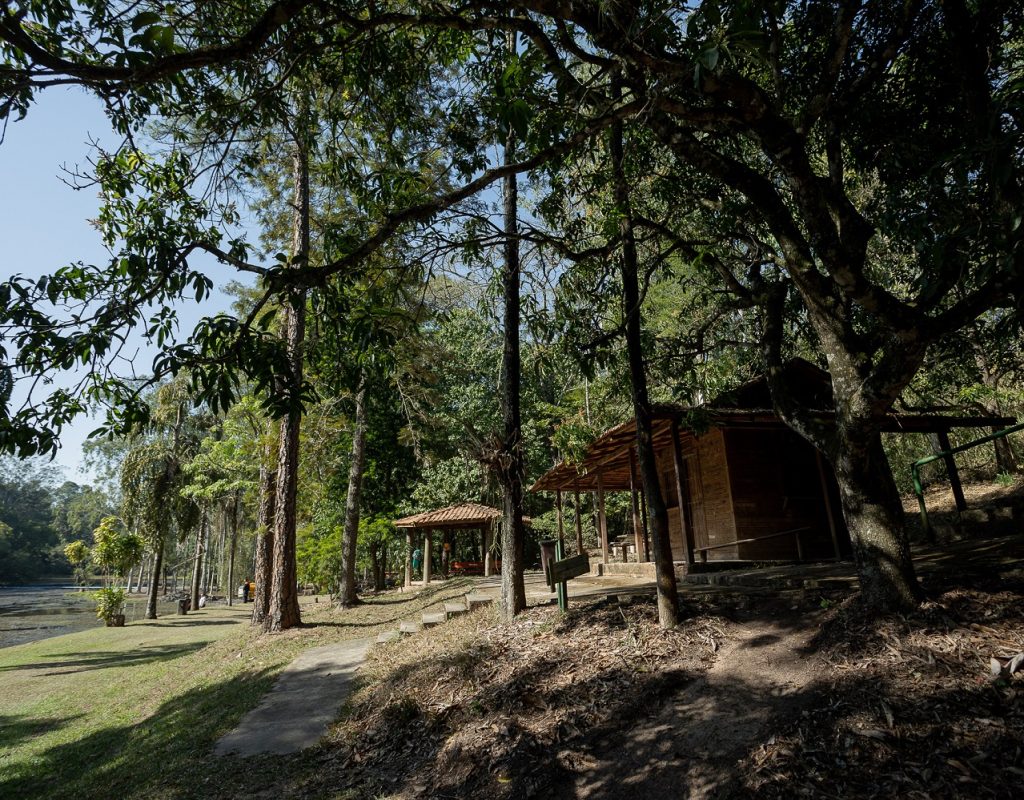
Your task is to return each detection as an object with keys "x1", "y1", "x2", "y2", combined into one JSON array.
[
  {"x1": 318, "y1": 596, "x2": 727, "y2": 799},
  {"x1": 737, "y1": 585, "x2": 1024, "y2": 800}
]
